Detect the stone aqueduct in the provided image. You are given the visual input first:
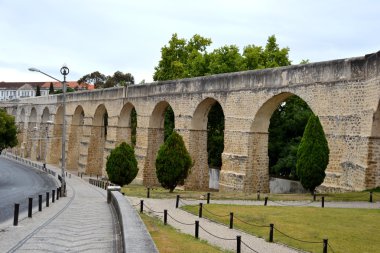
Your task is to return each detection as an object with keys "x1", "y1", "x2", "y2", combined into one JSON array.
[{"x1": 3, "y1": 51, "x2": 380, "y2": 192}]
